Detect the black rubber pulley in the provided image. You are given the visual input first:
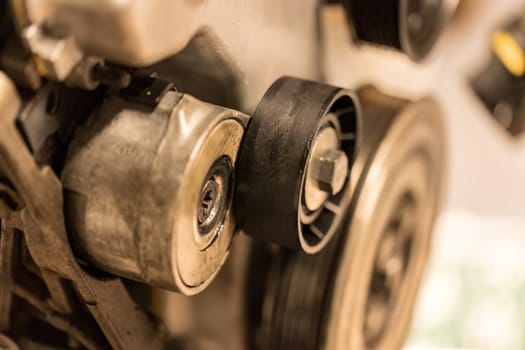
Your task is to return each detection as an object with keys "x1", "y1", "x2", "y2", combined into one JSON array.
[
  {"x1": 342, "y1": 0, "x2": 454, "y2": 60},
  {"x1": 235, "y1": 77, "x2": 359, "y2": 254}
]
